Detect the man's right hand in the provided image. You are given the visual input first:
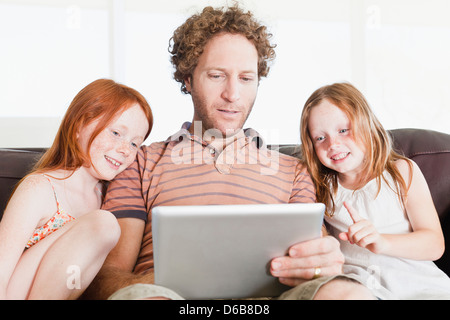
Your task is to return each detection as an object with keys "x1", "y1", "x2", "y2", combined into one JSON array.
[{"x1": 269, "y1": 235, "x2": 345, "y2": 287}]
